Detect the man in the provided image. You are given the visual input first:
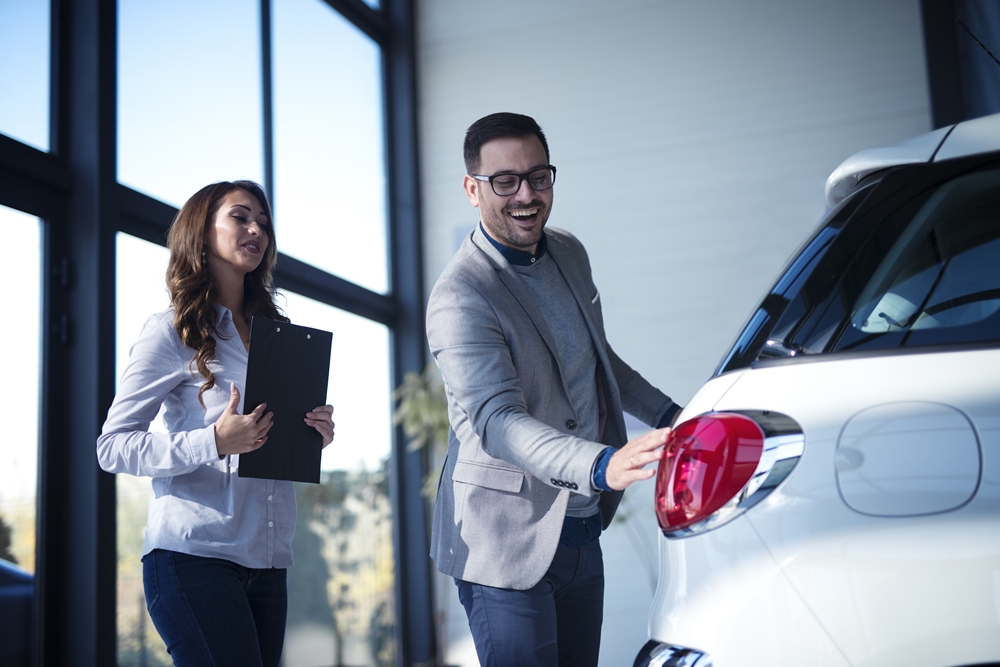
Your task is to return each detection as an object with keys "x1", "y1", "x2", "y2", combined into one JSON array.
[{"x1": 426, "y1": 112, "x2": 681, "y2": 667}]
